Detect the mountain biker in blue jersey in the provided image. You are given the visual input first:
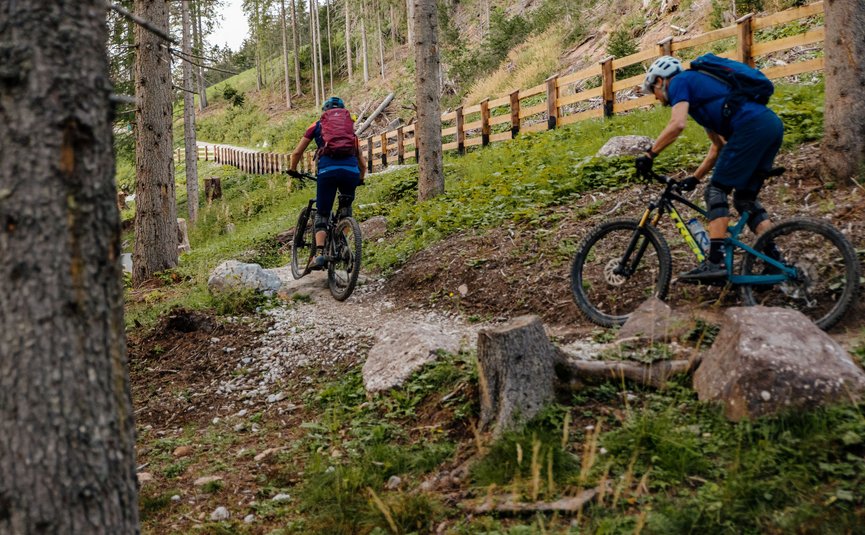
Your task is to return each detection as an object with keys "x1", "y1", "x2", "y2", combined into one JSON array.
[
  {"x1": 635, "y1": 56, "x2": 784, "y2": 282},
  {"x1": 288, "y1": 96, "x2": 367, "y2": 270}
]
